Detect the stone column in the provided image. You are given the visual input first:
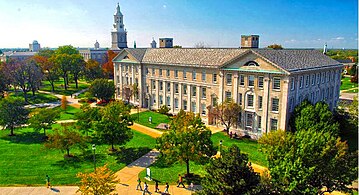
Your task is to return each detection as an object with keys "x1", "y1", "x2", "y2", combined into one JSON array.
[
  {"x1": 187, "y1": 84, "x2": 191, "y2": 112},
  {"x1": 155, "y1": 80, "x2": 160, "y2": 109},
  {"x1": 262, "y1": 74, "x2": 271, "y2": 134},
  {"x1": 179, "y1": 83, "x2": 183, "y2": 111},
  {"x1": 279, "y1": 77, "x2": 289, "y2": 130},
  {"x1": 218, "y1": 70, "x2": 224, "y2": 104},
  {"x1": 119, "y1": 64, "x2": 123, "y2": 100},
  {"x1": 138, "y1": 65, "x2": 143, "y2": 107},
  {"x1": 170, "y1": 82, "x2": 174, "y2": 113},
  {"x1": 196, "y1": 86, "x2": 200, "y2": 114},
  {"x1": 163, "y1": 81, "x2": 167, "y2": 106},
  {"x1": 233, "y1": 73, "x2": 238, "y2": 103}
]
